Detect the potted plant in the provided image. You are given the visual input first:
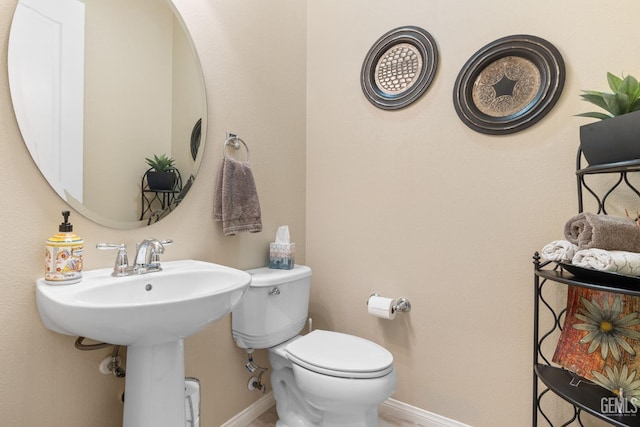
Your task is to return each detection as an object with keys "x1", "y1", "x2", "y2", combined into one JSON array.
[
  {"x1": 578, "y1": 72, "x2": 640, "y2": 166},
  {"x1": 144, "y1": 154, "x2": 177, "y2": 191}
]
